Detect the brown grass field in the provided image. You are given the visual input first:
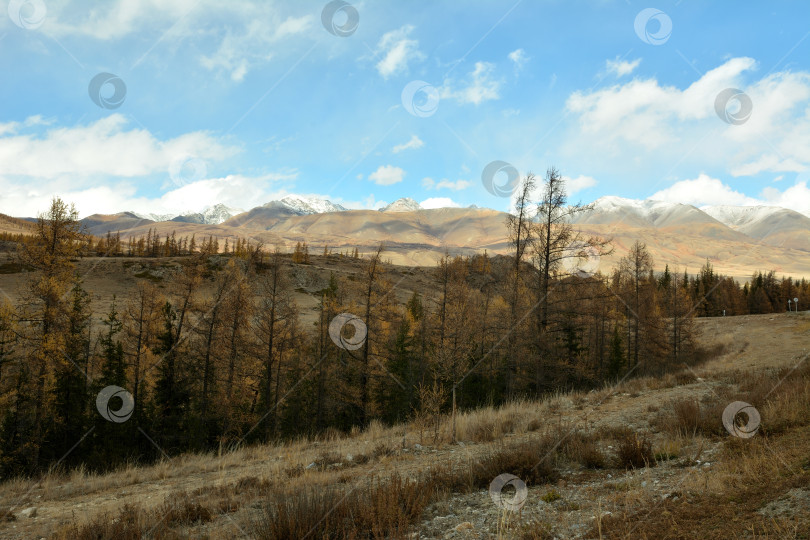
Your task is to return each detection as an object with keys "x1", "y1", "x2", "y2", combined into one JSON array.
[{"x1": 0, "y1": 308, "x2": 808, "y2": 539}]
